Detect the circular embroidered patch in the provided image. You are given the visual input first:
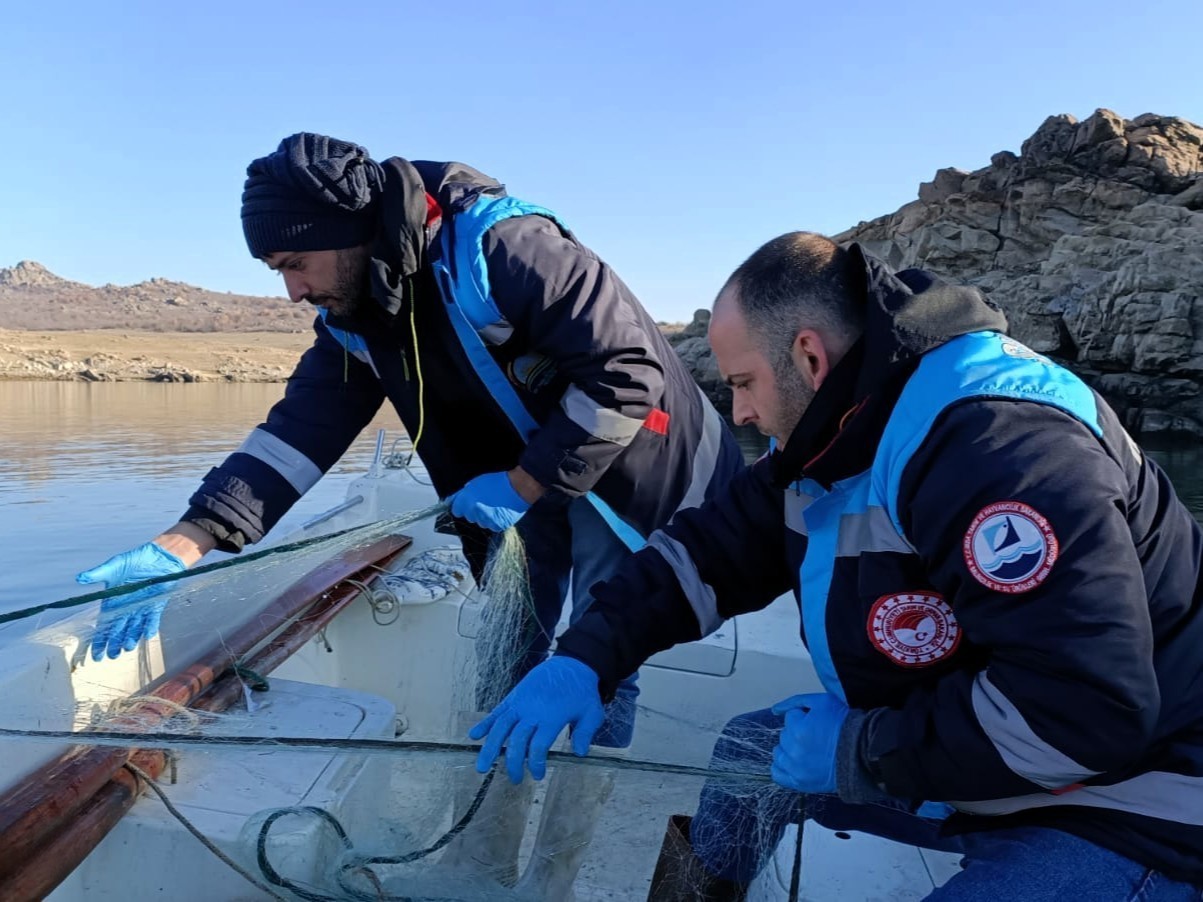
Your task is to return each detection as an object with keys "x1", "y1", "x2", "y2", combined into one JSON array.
[
  {"x1": 999, "y1": 337, "x2": 1049, "y2": 363},
  {"x1": 867, "y1": 592, "x2": 961, "y2": 667},
  {"x1": 963, "y1": 501, "x2": 1059, "y2": 594}
]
